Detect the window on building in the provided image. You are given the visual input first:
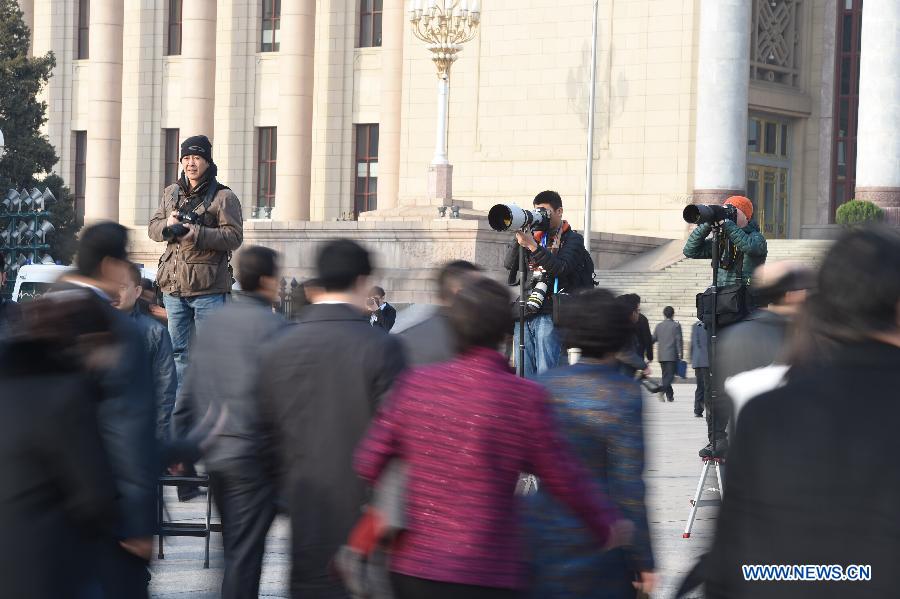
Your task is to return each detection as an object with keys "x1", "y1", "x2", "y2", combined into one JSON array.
[
  {"x1": 73, "y1": 131, "x2": 87, "y2": 226},
  {"x1": 830, "y1": 0, "x2": 862, "y2": 216},
  {"x1": 750, "y1": 0, "x2": 801, "y2": 87},
  {"x1": 256, "y1": 127, "x2": 277, "y2": 218},
  {"x1": 354, "y1": 124, "x2": 379, "y2": 217},
  {"x1": 163, "y1": 129, "x2": 180, "y2": 187},
  {"x1": 76, "y1": 0, "x2": 90, "y2": 59},
  {"x1": 359, "y1": 0, "x2": 383, "y2": 48},
  {"x1": 166, "y1": 0, "x2": 182, "y2": 56},
  {"x1": 261, "y1": 0, "x2": 281, "y2": 52}
]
